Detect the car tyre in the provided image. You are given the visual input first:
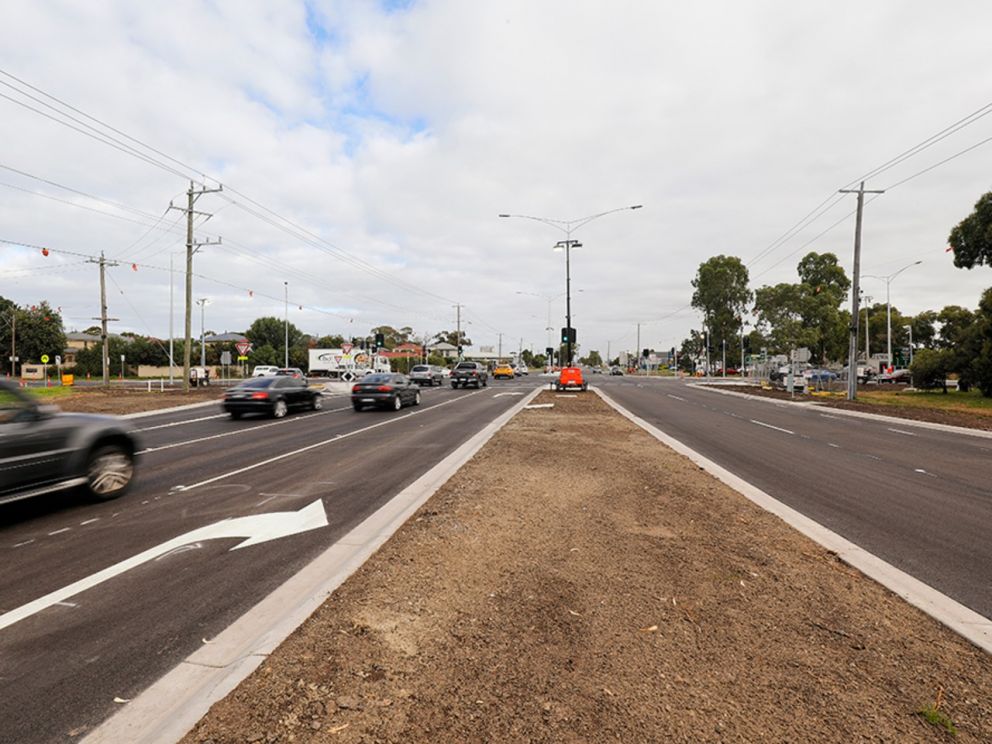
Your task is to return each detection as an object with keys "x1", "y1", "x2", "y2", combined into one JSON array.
[
  {"x1": 85, "y1": 444, "x2": 134, "y2": 501},
  {"x1": 272, "y1": 399, "x2": 288, "y2": 418},
  {"x1": 353, "y1": 402, "x2": 364, "y2": 412},
  {"x1": 229, "y1": 411, "x2": 242, "y2": 420},
  {"x1": 413, "y1": 390, "x2": 421, "y2": 406},
  {"x1": 451, "y1": 381, "x2": 458, "y2": 389},
  {"x1": 311, "y1": 395, "x2": 323, "y2": 411},
  {"x1": 393, "y1": 395, "x2": 403, "y2": 411}
]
